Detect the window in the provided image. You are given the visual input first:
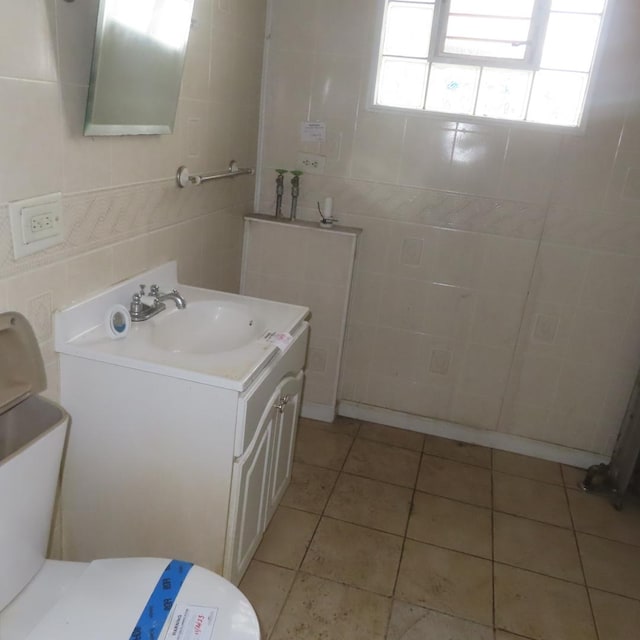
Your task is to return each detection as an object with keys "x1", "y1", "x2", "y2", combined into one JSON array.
[{"x1": 374, "y1": 0, "x2": 608, "y2": 127}]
